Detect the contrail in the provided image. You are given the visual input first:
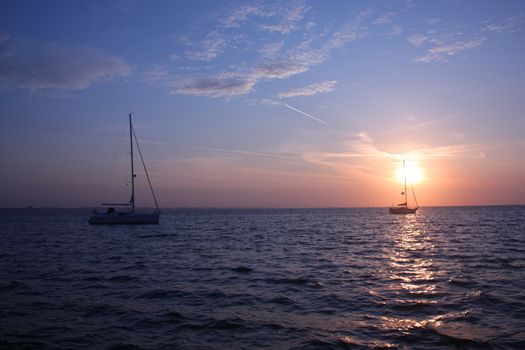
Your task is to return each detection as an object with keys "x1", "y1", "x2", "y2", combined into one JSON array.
[{"x1": 283, "y1": 103, "x2": 328, "y2": 125}]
